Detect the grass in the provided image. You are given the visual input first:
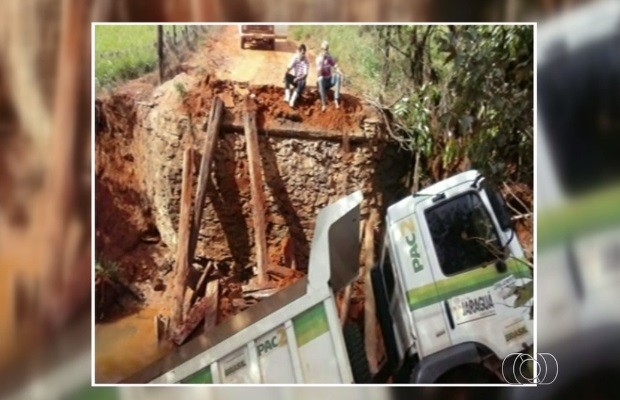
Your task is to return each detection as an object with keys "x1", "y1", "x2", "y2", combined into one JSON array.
[
  {"x1": 95, "y1": 25, "x2": 203, "y2": 91},
  {"x1": 95, "y1": 25, "x2": 158, "y2": 90}
]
